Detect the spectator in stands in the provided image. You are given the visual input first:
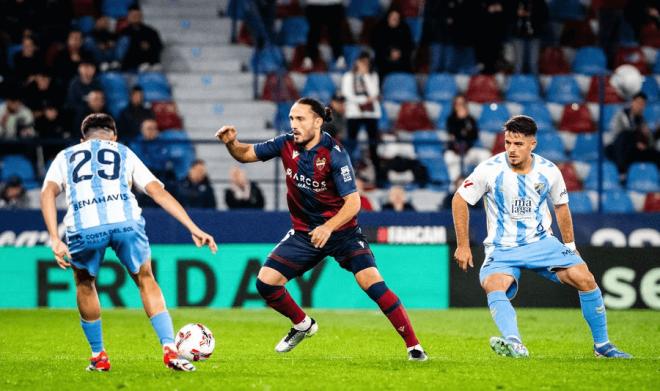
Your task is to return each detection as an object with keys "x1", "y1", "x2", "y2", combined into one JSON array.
[
  {"x1": 12, "y1": 35, "x2": 43, "y2": 85},
  {"x1": 422, "y1": 0, "x2": 476, "y2": 73},
  {"x1": 53, "y1": 30, "x2": 92, "y2": 85},
  {"x1": 476, "y1": 1, "x2": 508, "y2": 74},
  {"x1": 72, "y1": 89, "x2": 106, "y2": 131},
  {"x1": 624, "y1": 0, "x2": 660, "y2": 44},
  {"x1": 356, "y1": 177, "x2": 374, "y2": 211},
  {"x1": 0, "y1": 90, "x2": 34, "y2": 140},
  {"x1": 121, "y1": 6, "x2": 163, "y2": 71},
  {"x1": 240, "y1": 0, "x2": 277, "y2": 48},
  {"x1": 66, "y1": 59, "x2": 101, "y2": 112},
  {"x1": 509, "y1": 0, "x2": 548, "y2": 74},
  {"x1": 177, "y1": 159, "x2": 217, "y2": 209},
  {"x1": 35, "y1": 100, "x2": 70, "y2": 160},
  {"x1": 22, "y1": 68, "x2": 65, "y2": 115},
  {"x1": 381, "y1": 186, "x2": 415, "y2": 212},
  {"x1": 371, "y1": 7, "x2": 414, "y2": 80},
  {"x1": 89, "y1": 16, "x2": 120, "y2": 71},
  {"x1": 444, "y1": 94, "x2": 491, "y2": 181},
  {"x1": 130, "y1": 118, "x2": 169, "y2": 177},
  {"x1": 302, "y1": 0, "x2": 346, "y2": 71},
  {"x1": 321, "y1": 94, "x2": 346, "y2": 139},
  {"x1": 342, "y1": 51, "x2": 381, "y2": 173},
  {"x1": 118, "y1": 86, "x2": 154, "y2": 142},
  {"x1": 607, "y1": 92, "x2": 660, "y2": 174},
  {"x1": 225, "y1": 166, "x2": 265, "y2": 210},
  {"x1": 0, "y1": 176, "x2": 29, "y2": 209}
]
